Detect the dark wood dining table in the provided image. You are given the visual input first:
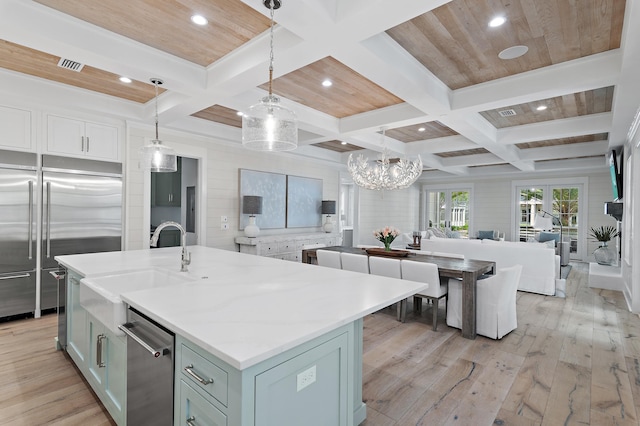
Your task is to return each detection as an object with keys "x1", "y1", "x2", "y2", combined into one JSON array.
[{"x1": 302, "y1": 246, "x2": 496, "y2": 340}]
